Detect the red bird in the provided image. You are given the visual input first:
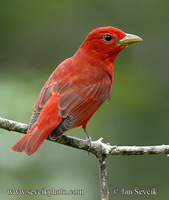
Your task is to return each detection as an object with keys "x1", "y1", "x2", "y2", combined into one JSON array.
[{"x1": 11, "y1": 26, "x2": 142, "y2": 155}]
